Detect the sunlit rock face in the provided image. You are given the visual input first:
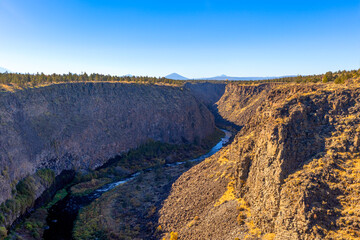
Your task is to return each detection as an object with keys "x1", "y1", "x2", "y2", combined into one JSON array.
[{"x1": 159, "y1": 83, "x2": 360, "y2": 240}]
